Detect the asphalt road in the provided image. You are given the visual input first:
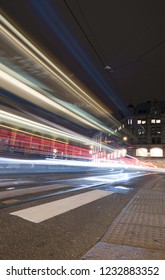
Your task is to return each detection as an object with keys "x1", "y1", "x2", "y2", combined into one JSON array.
[{"x1": 0, "y1": 168, "x2": 161, "y2": 259}]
